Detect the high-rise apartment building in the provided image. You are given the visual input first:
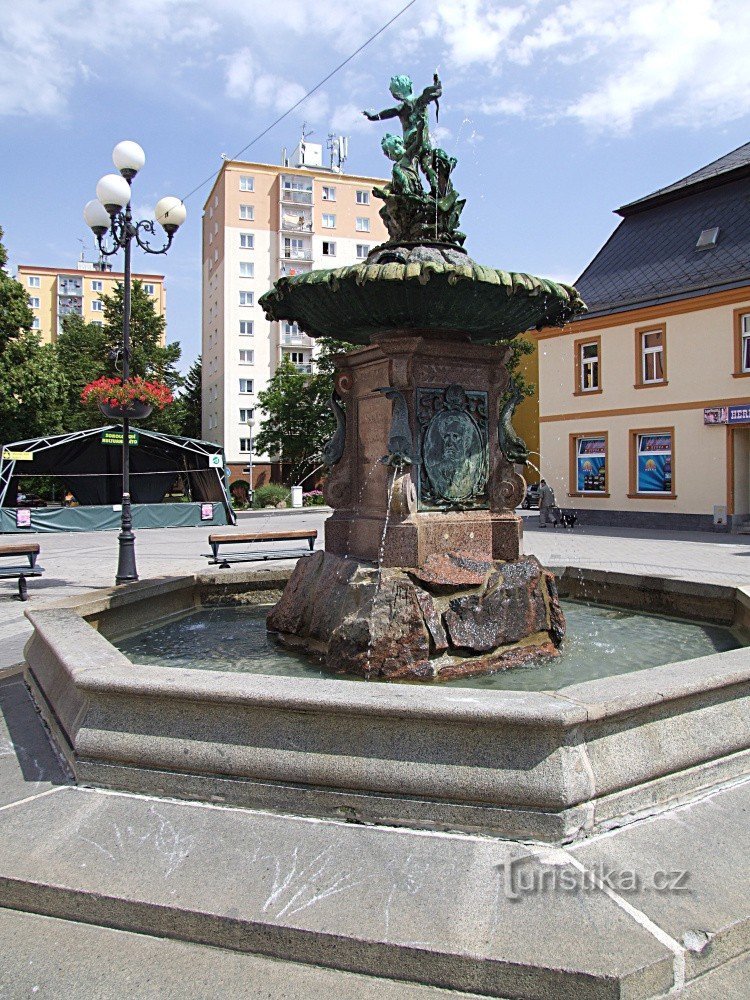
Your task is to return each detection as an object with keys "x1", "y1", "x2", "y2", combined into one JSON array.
[
  {"x1": 16, "y1": 260, "x2": 166, "y2": 345},
  {"x1": 201, "y1": 141, "x2": 388, "y2": 483}
]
